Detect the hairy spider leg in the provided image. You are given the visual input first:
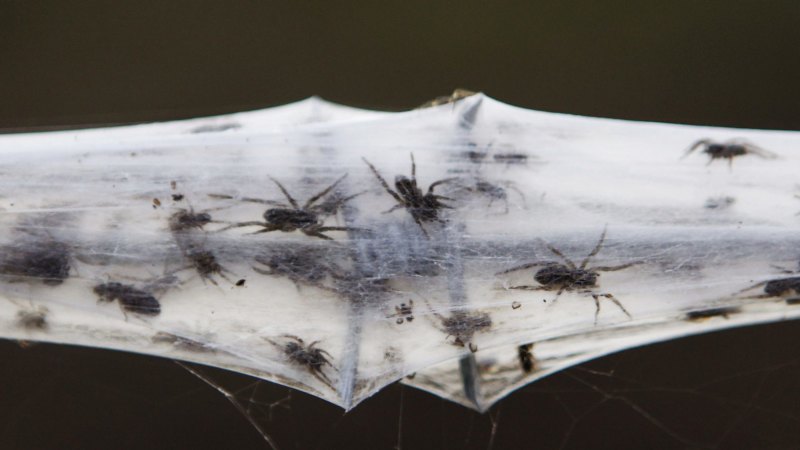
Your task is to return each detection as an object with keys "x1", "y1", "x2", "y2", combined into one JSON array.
[
  {"x1": 682, "y1": 139, "x2": 711, "y2": 159},
  {"x1": 303, "y1": 173, "x2": 348, "y2": 209},
  {"x1": 268, "y1": 177, "x2": 300, "y2": 209},
  {"x1": 579, "y1": 227, "x2": 608, "y2": 270},
  {"x1": 307, "y1": 226, "x2": 365, "y2": 241},
  {"x1": 590, "y1": 292, "x2": 631, "y2": 324},
  {"x1": 495, "y1": 261, "x2": 549, "y2": 276},
  {"x1": 363, "y1": 158, "x2": 405, "y2": 204},
  {"x1": 544, "y1": 243, "x2": 578, "y2": 270},
  {"x1": 207, "y1": 193, "x2": 285, "y2": 206},
  {"x1": 592, "y1": 262, "x2": 642, "y2": 272}
]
